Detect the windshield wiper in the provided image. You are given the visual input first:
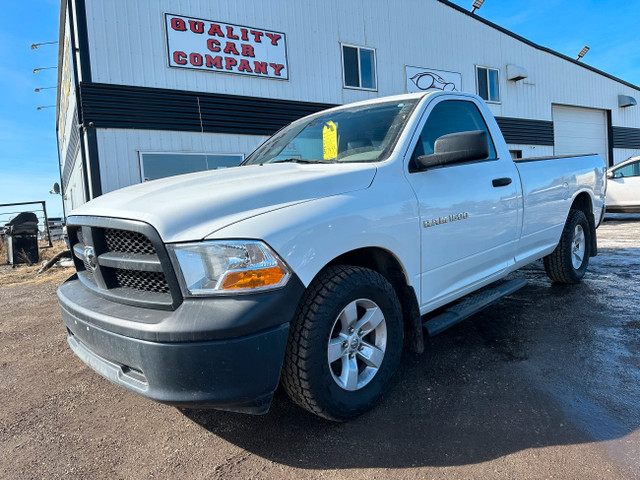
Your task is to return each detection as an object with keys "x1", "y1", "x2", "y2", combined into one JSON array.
[{"x1": 270, "y1": 158, "x2": 338, "y2": 164}]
